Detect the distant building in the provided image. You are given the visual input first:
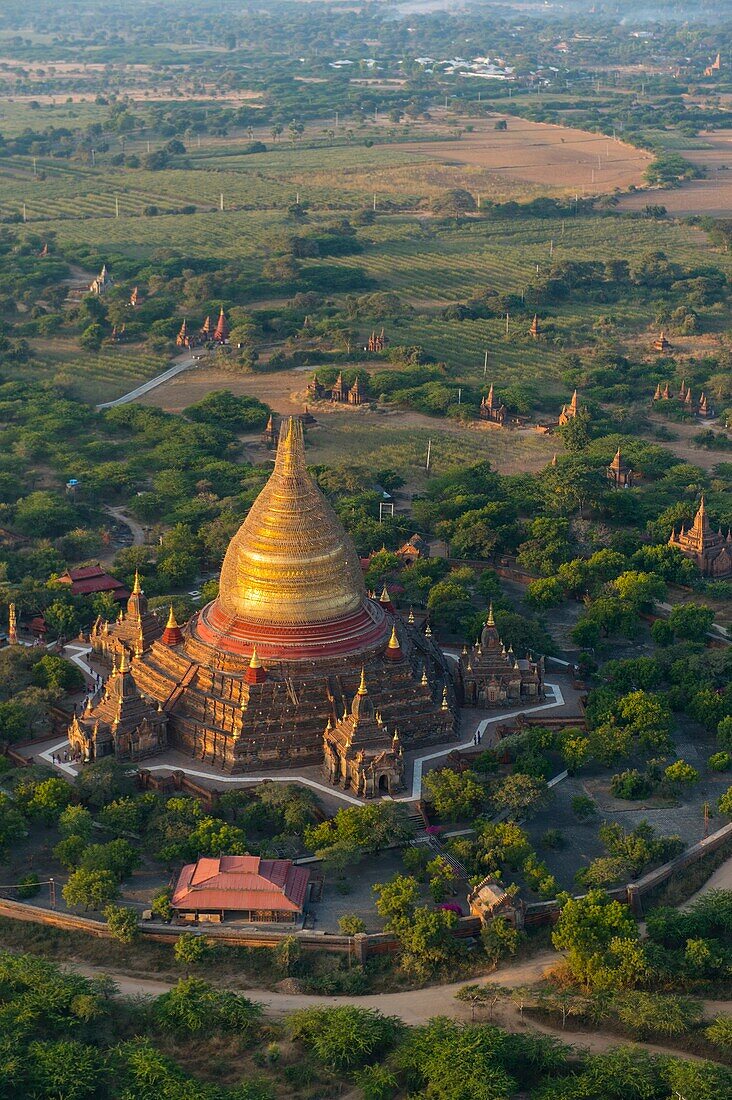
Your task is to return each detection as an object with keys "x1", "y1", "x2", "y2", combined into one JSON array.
[
  {"x1": 367, "y1": 328, "x2": 387, "y2": 352},
  {"x1": 606, "y1": 447, "x2": 634, "y2": 488},
  {"x1": 89, "y1": 265, "x2": 113, "y2": 297},
  {"x1": 396, "y1": 533, "x2": 429, "y2": 564},
  {"x1": 558, "y1": 390, "x2": 581, "y2": 426},
  {"x1": 669, "y1": 498, "x2": 732, "y2": 579},
  {"x1": 653, "y1": 379, "x2": 715, "y2": 418},
  {"x1": 458, "y1": 604, "x2": 543, "y2": 707},
  {"x1": 479, "y1": 384, "x2": 507, "y2": 426},
  {"x1": 172, "y1": 855, "x2": 311, "y2": 924},
  {"x1": 91, "y1": 571, "x2": 163, "y2": 662},
  {"x1": 57, "y1": 564, "x2": 129, "y2": 602},
  {"x1": 323, "y1": 665, "x2": 405, "y2": 797},
  {"x1": 653, "y1": 330, "x2": 671, "y2": 352},
  {"x1": 67, "y1": 650, "x2": 167, "y2": 763},
  {"x1": 468, "y1": 877, "x2": 525, "y2": 928}
]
